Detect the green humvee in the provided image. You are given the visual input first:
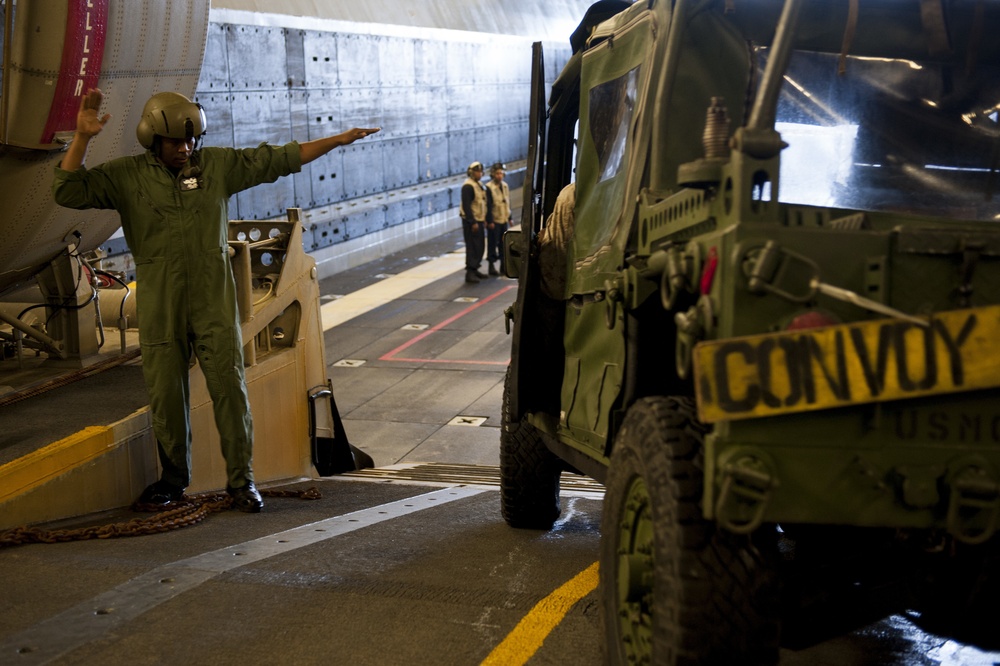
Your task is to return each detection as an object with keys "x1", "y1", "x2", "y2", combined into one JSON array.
[{"x1": 501, "y1": 0, "x2": 1000, "y2": 663}]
